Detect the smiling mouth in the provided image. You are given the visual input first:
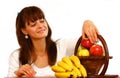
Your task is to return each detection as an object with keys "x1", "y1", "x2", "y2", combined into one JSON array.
[{"x1": 37, "y1": 29, "x2": 45, "y2": 33}]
